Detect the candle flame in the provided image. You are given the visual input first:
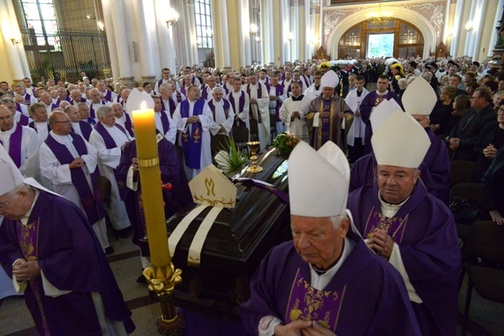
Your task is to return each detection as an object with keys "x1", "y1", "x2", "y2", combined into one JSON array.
[{"x1": 140, "y1": 101, "x2": 147, "y2": 110}]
